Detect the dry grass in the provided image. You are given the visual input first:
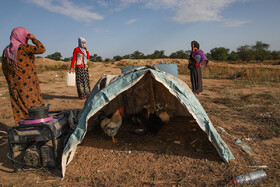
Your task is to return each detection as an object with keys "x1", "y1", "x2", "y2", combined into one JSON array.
[
  {"x1": 36, "y1": 64, "x2": 69, "y2": 73},
  {"x1": 177, "y1": 64, "x2": 280, "y2": 85},
  {"x1": 0, "y1": 58, "x2": 279, "y2": 186},
  {"x1": 206, "y1": 84, "x2": 280, "y2": 140}
]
